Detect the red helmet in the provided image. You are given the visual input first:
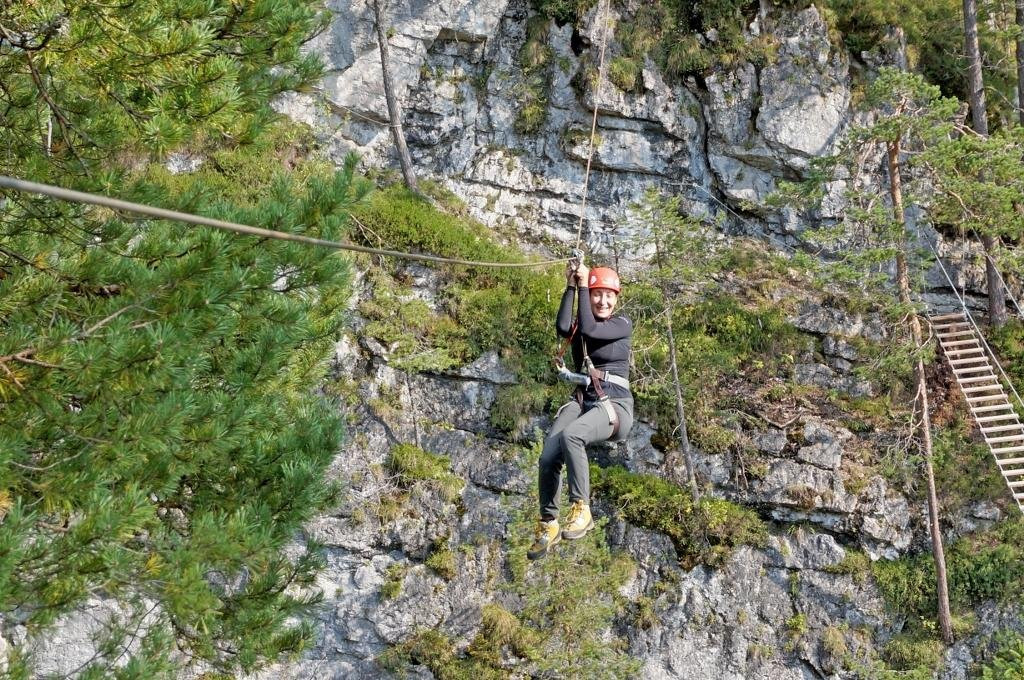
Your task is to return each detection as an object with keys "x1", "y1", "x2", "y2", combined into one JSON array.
[{"x1": 588, "y1": 267, "x2": 620, "y2": 293}]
